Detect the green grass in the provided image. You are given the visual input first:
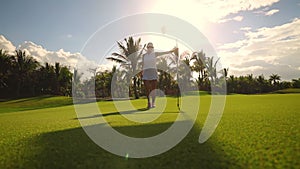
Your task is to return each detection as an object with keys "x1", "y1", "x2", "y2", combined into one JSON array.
[
  {"x1": 0, "y1": 95, "x2": 73, "y2": 113},
  {"x1": 273, "y1": 88, "x2": 300, "y2": 94},
  {"x1": 0, "y1": 94, "x2": 299, "y2": 169}
]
